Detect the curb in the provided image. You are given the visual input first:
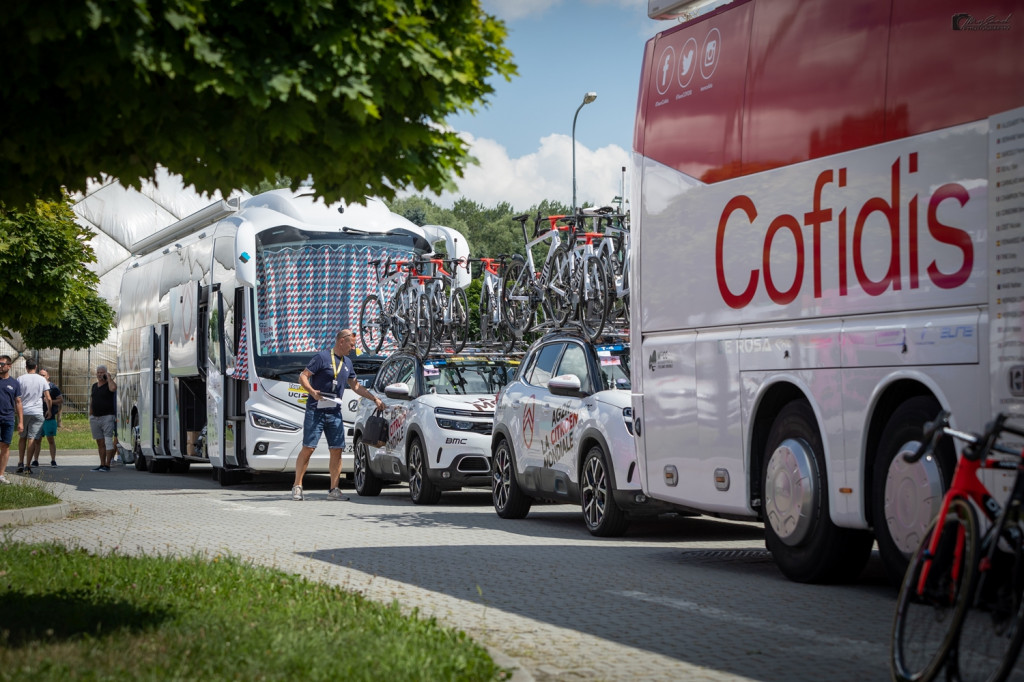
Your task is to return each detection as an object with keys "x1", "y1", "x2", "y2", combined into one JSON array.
[
  {"x1": 0, "y1": 475, "x2": 72, "y2": 527},
  {"x1": 485, "y1": 645, "x2": 535, "y2": 682}
]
